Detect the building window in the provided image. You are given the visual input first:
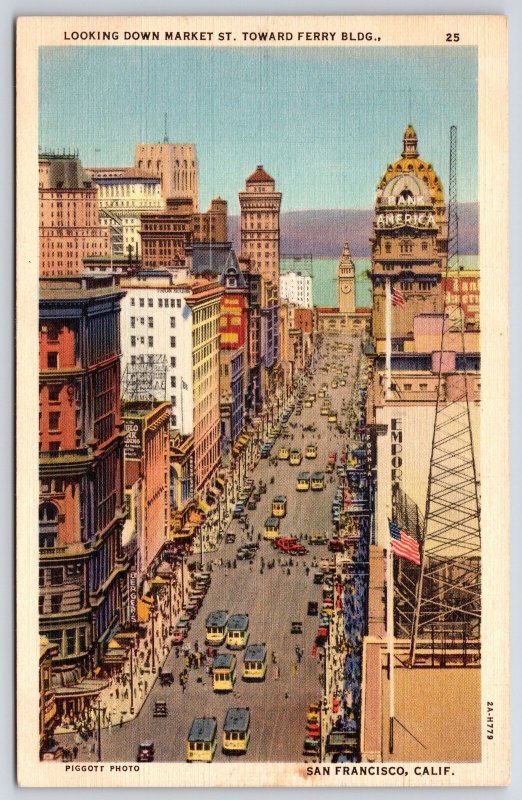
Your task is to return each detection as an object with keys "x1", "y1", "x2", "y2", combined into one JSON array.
[
  {"x1": 385, "y1": 241, "x2": 392, "y2": 253},
  {"x1": 177, "y1": 299, "x2": 181, "y2": 308},
  {"x1": 130, "y1": 297, "x2": 135, "y2": 306},
  {"x1": 171, "y1": 396, "x2": 177, "y2": 407},
  {"x1": 421, "y1": 240, "x2": 428, "y2": 251},
  {"x1": 148, "y1": 298, "x2": 153, "y2": 307},
  {"x1": 399, "y1": 239, "x2": 413, "y2": 254},
  {"x1": 404, "y1": 383, "x2": 412, "y2": 391},
  {"x1": 47, "y1": 352, "x2": 58, "y2": 369},
  {"x1": 419, "y1": 383, "x2": 428, "y2": 390},
  {"x1": 48, "y1": 411, "x2": 60, "y2": 432},
  {"x1": 159, "y1": 298, "x2": 163, "y2": 307},
  {"x1": 130, "y1": 317, "x2": 135, "y2": 328},
  {"x1": 49, "y1": 441, "x2": 60, "y2": 452},
  {"x1": 148, "y1": 336, "x2": 153, "y2": 347},
  {"x1": 139, "y1": 298, "x2": 144, "y2": 307},
  {"x1": 171, "y1": 376, "x2": 176, "y2": 388},
  {"x1": 148, "y1": 317, "x2": 153, "y2": 328},
  {"x1": 39, "y1": 596, "x2": 44, "y2": 615},
  {"x1": 39, "y1": 569, "x2": 45, "y2": 587},
  {"x1": 170, "y1": 357, "x2": 176, "y2": 368},
  {"x1": 48, "y1": 385, "x2": 60, "y2": 402},
  {"x1": 170, "y1": 336, "x2": 176, "y2": 348},
  {"x1": 171, "y1": 414, "x2": 177, "y2": 426},
  {"x1": 131, "y1": 336, "x2": 136, "y2": 347},
  {"x1": 170, "y1": 317, "x2": 176, "y2": 328},
  {"x1": 50, "y1": 566, "x2": 64, "y2": 585},
  {"x1": 50, "y1": 594, "x2": 63, "y2": 614},
  {"x1": 65, "y1": 628, "x2": 76, "y2": 655}
]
